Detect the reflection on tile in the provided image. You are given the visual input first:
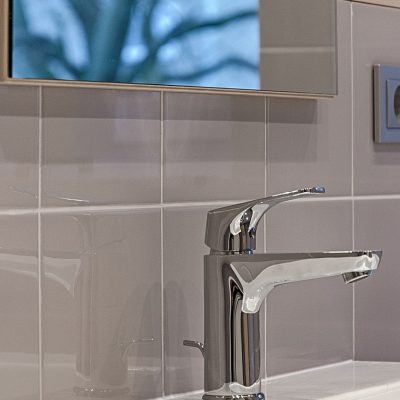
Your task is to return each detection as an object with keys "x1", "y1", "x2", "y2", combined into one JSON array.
[
  {"x1": 265, "y1": 200, "x2": 353, "y2": 376},
  {"x1": 0, "y1": 215, "x2": 39, "y2": 400},
  {"x1": 354, "y1": 199, "x2": 400, "y2": 362},
  {"x1": 42, "y1": 210, "x2": 162, "y2": 400},
  {"x1": 260, "y1": 0, "x2": 337, "y2": 94},
  {"x1": 42, "y1": 88, "x2": 161, "y2": 206},
  {"x1": 353, "y1": 3, "x2": 400, "y2": 195},
  {"x1": 163, "y1": 207, "x2": 208, "y2": 395},
  {"x1": 267, "y1": 0, "x2": 352, "y2": 196},
  {"x1": 164, "y1": 92, "x2": 265, "y2": 202},
  {"x1": 0, "y1": 86, "x2": 39, "y2": 208},
  {"x1": 163, "y1": 206, "x2": 266, "y2": 395}
]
